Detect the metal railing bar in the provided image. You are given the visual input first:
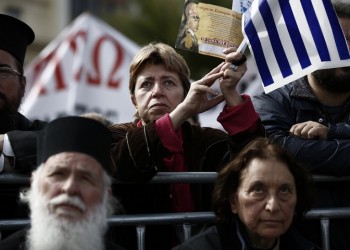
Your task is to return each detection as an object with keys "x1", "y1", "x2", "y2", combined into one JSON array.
[
  {"x1": 1, "y1": 208, "x2": 350, "y2": 230},
  {"x1": 1, "y1": 173, "x2": 350, "y2": 185},
  {"x1": 0, "y1": 174, "x2": 29, "y2": 185},
  {"x1": 305, "y1": 207, "x2": 350, "y2": 219},
  {"x1": 320, "y1": 218, "x2": 330, "y2": 250},
  {"x1": 136, "y1": 225, "x2": 145, "y2": 250},
  {"x1": 107, "y1": 212, "x2": 216, "y2": 226},
  {"x1": 0, "y1": 212, "x2": 216, "y2": 230},
  {"x1": 182, "y1": 223, "x2": 192, "y2": 242}
]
